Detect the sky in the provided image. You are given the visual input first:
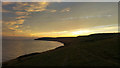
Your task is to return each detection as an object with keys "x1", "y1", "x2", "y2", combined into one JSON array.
[{"x1": 2, "y1": 2, "x2": 118, "y2": 38}]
